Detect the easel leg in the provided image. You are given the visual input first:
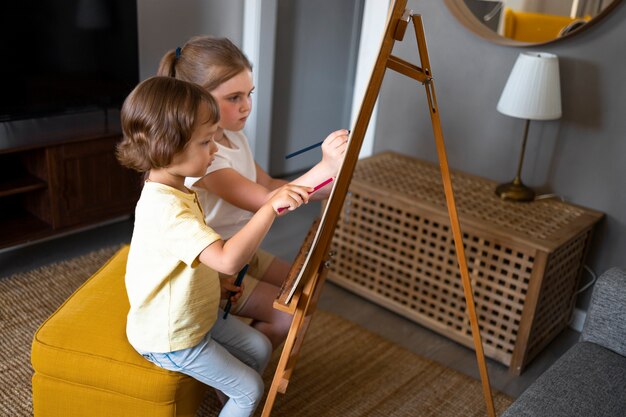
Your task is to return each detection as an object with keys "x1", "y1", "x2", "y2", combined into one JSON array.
[
  {"x1": 261, "y1": 267, "x2": 328, "y2": 417},
  {"x1": 260, "y1": 2, "x2": 496, "y2": 416},
  {"x1": 410, "y1": 14, "x2": 496, "y2": 417},
  {"x1": 261, "y1": 310, "x2": 302, "y2": 417}
]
